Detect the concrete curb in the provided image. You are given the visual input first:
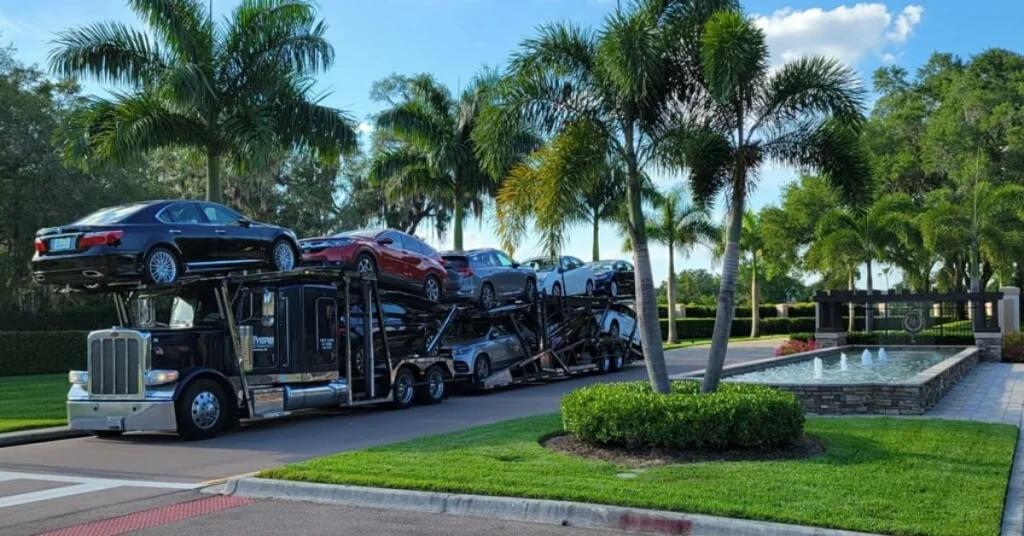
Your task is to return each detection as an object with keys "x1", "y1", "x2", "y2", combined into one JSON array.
[
  {"x1": 214, "y1": 477, "x2": 878, "y2": 536},
  {"x1": 0, "y1": 426, "x2": 88, "y2": 448}
]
